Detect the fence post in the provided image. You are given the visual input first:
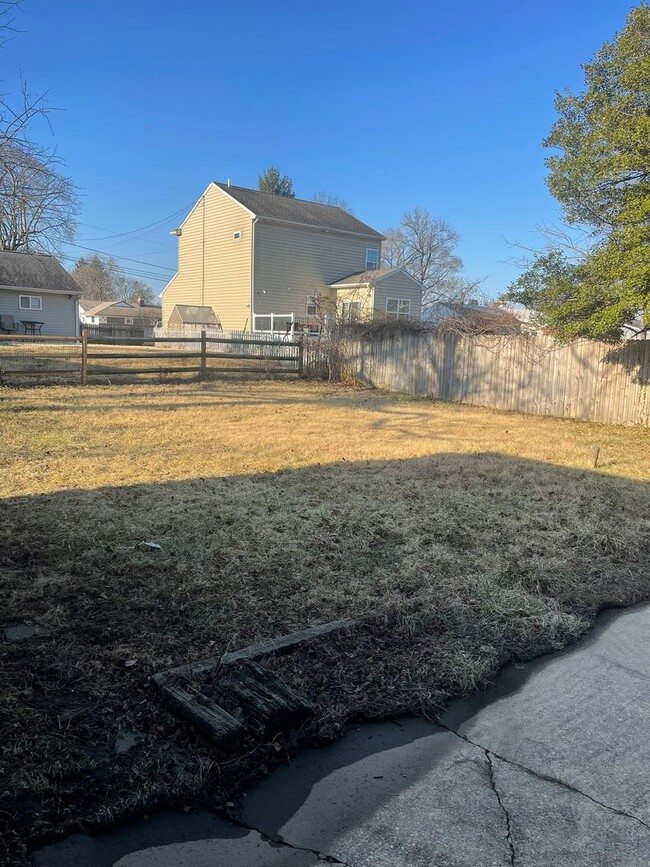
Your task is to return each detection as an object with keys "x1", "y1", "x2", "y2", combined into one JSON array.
[
  {"x1": 81, "y1": 329, "x2": 88, "y2": 385},
  {"x1": 200, "y1": 329, "x2": 207, "y2": 380},
  {"x1": 298, "y1": 333, "x2": 304, "y2": 377}
]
